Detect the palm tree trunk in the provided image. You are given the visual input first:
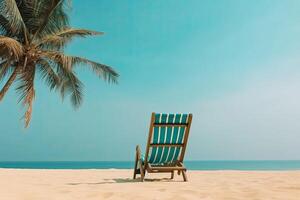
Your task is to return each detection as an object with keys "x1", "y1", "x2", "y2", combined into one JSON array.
[{"x1": 0, "y1": 67, "x2": 19, "y2": 101}]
